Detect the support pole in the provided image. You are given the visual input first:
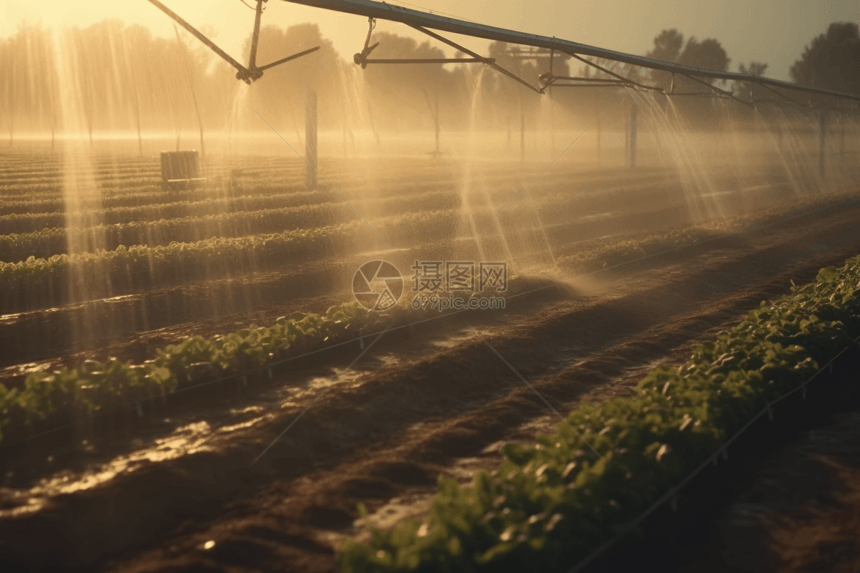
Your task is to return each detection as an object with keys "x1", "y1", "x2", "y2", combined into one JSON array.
[
  {"x1": 434, "y1": 96, "x2": 440, "y2": 156},
  {"x1": 624, "y1": 111, "x2": 629, "y2": 165},
  {"x1": 777, "y1": 122, "x2": 784, "y2": 154},
  {"x1": 596, "y1": 112, "x2": 602, "y2": 163},
  {"x1": 520, "y1": 98, "x2": 525, "y2": 162},
  {"x1": 841, "y1": 115, "x2": 846, "y2": 167},
  {"x1": 629, "y1": 103, "x2": 638, "y2": 168},
  {"x1": 549, "y1": 93, "x2": 556, "y2": 159},
  {"x1": 249, "y1": 0, "x2": 265, "y2": 70},
  {"x1": 306, "y1": 92, "x2": 318, "y2": 190},
  {"x1": 819, "y1": 108, "x2": 827, "y2": 179}
]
